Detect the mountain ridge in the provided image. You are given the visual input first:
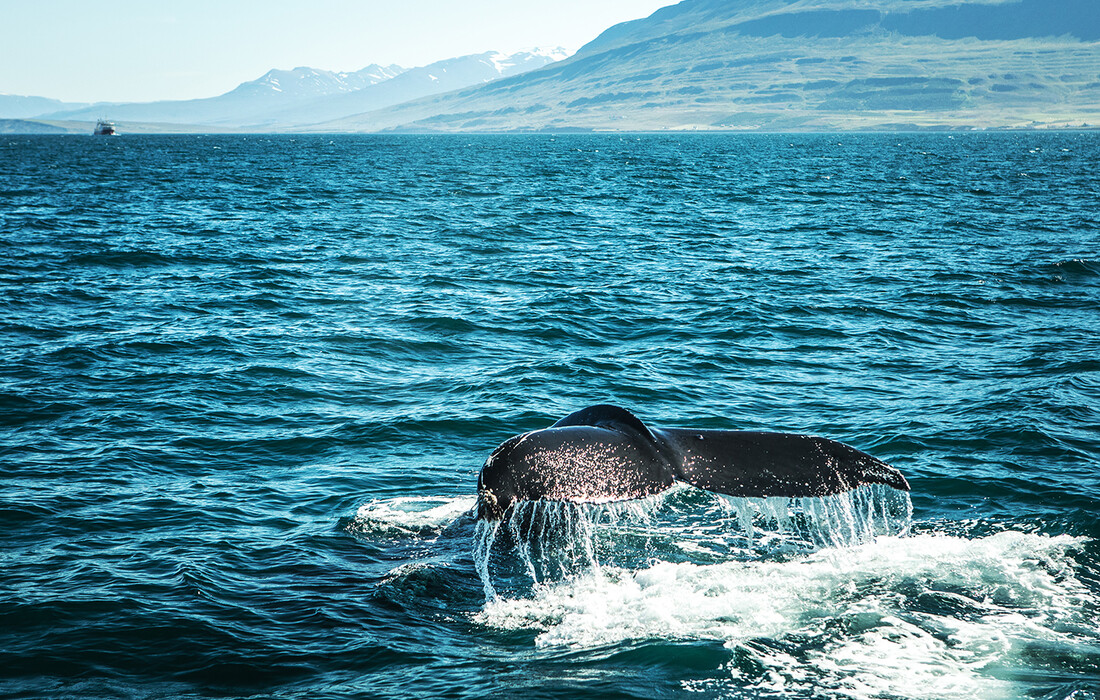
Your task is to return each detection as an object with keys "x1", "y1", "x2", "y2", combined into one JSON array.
[
  {"x1": 226, "y1": 64, "x2": 406, "y2": 101},
  {"x1": 9, "y1": 48, "x2": 566, "y2": 128},
  {"x1": 0, "y1": 94, "x2": 89, "y2": 120},
  {"x1": 308, "y1": 0, "x2": 1100, "y2": 132}
]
